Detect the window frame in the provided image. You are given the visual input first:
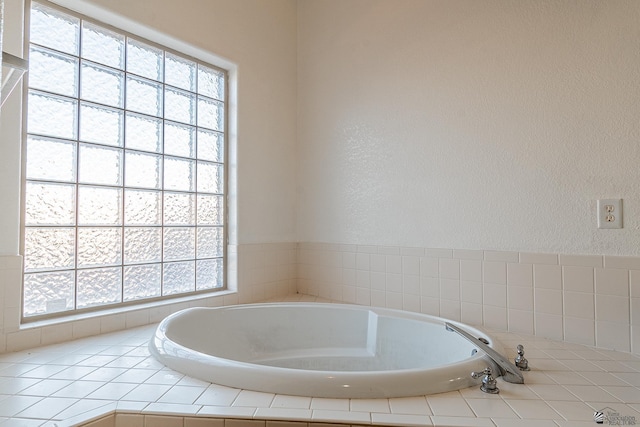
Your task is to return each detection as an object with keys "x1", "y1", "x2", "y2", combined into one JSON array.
[{"x1": 20, "y1": 0, "x2": 230, "y2": 323}]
